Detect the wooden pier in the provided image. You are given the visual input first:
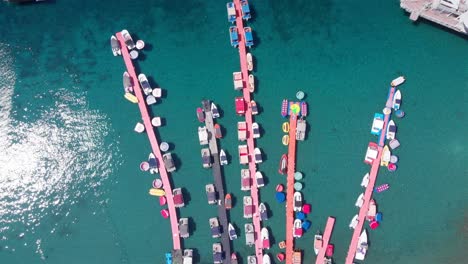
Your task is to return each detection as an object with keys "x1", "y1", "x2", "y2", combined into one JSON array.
[
  {"x1": 202, "y1": 100, "x2": 232, "y2": 264},
  {"x1": 285, "y1": 114, "x2": 298, "y2": 264},
  {"x1": 116, "y1": 33, "x2": 181, "y2": 251},
  {"x1": 315, "y1": 217, "x2": 335, "y2": 264}
]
